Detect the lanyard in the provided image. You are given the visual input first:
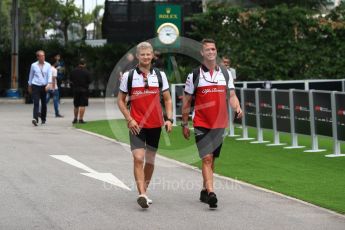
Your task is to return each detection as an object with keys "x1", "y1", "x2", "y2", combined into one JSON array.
[{"x1": 39, "y1": 64, "x2": 45, "y2": 79}]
